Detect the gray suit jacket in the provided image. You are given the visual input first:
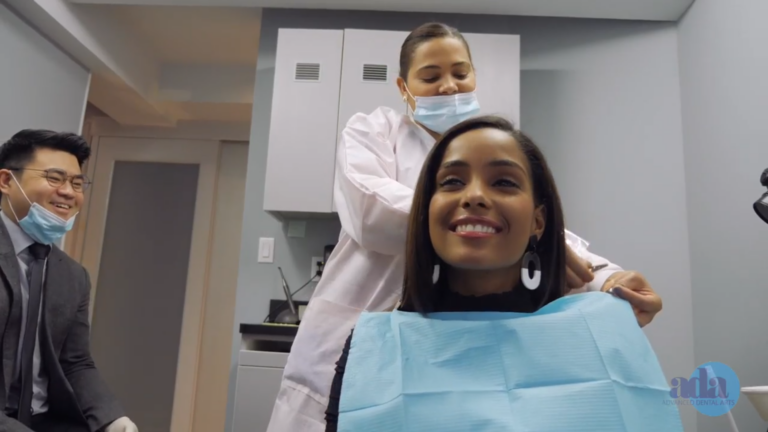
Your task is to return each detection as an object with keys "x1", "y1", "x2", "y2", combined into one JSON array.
[{"x1": 0, "y1": 221, "x2": 125, "y2": 432}]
